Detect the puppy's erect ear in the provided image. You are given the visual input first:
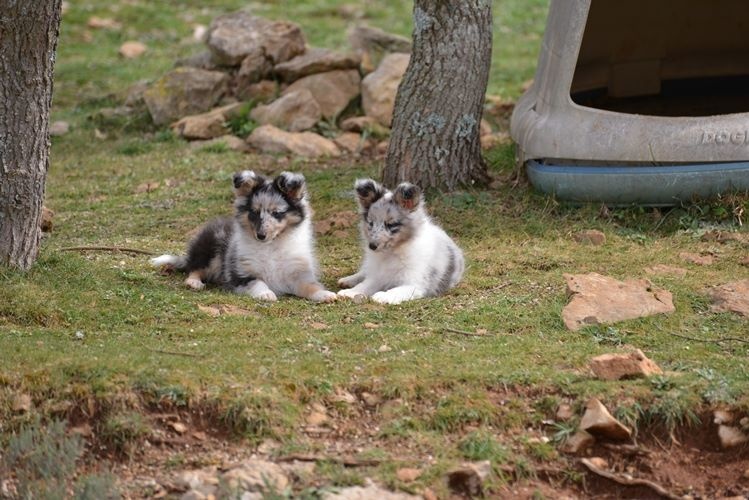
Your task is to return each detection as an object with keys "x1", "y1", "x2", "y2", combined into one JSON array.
[
  {"x1": 233, "y1": 170, "x2": 260, "y2": 197},
  {"x1": 393, "y1": 182, "x2": 421, "y2": 211},
  {"x1": 354, "y1": 178, "x2": 385, "y2": 210},
  {"x1": 274, "y1": 171, "x2": 306, "y2": 202}
]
